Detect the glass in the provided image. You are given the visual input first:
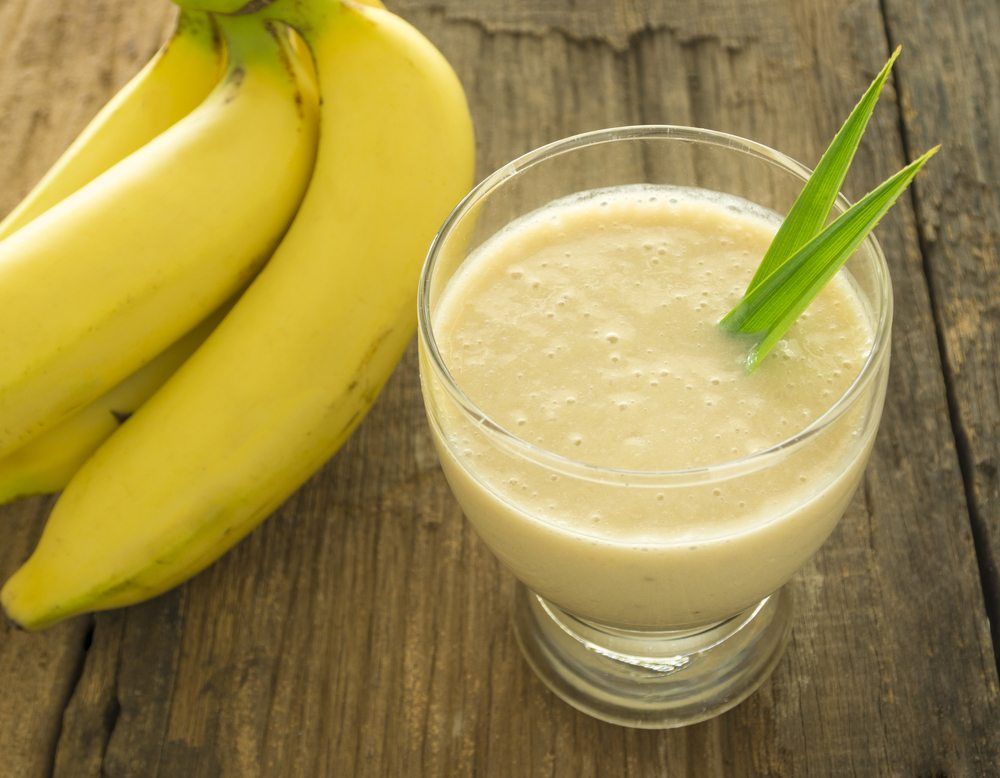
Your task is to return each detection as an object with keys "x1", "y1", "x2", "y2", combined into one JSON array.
[{"x1": 417, "y1": 126, "x2": 892, "y2": 728}]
